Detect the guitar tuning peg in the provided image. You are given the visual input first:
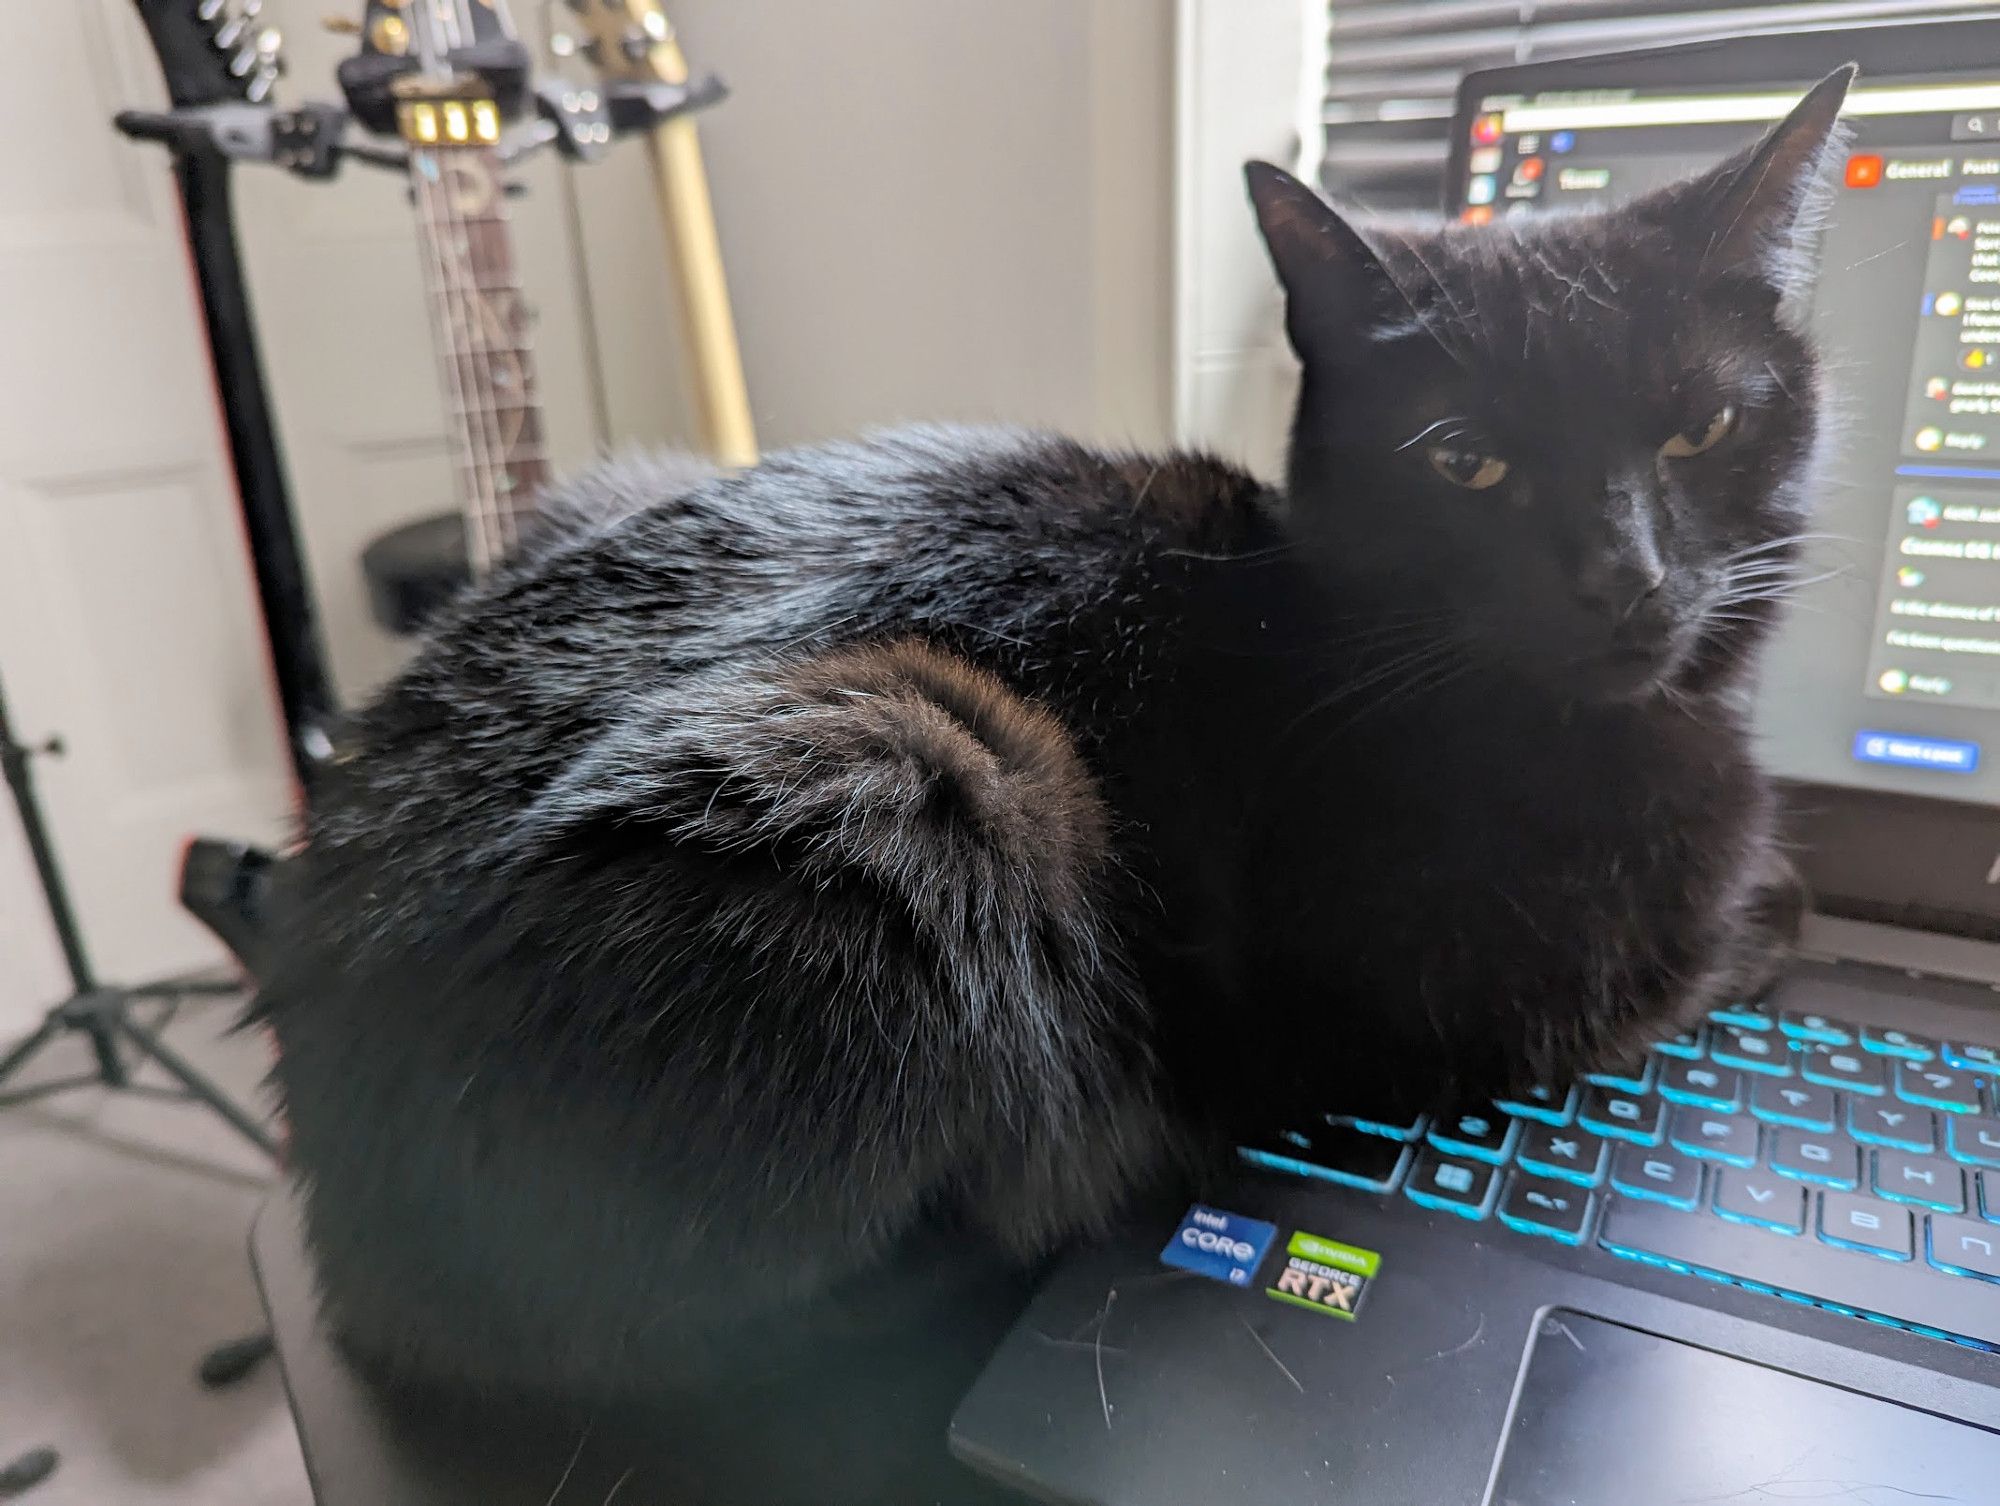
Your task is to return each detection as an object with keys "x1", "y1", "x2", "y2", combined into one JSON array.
[
  {"x1": 240, "y1": 0, "x2": 262, "y2": 17},
  {"x1": 548, "y1": 32, "x2": 577, "y2": 58},
  {"x1": 247, "y1": 68, "x2": 276, "y2": 104},
  {"x1": 641, "y1": 11, "x2": 672, "y2": 42},
  {"x1": 197, "y1": 0, "x2": 227, "y2": 21},
  {"x1": 256, "y1": 27, "x2": 285, "y2": 64}
]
